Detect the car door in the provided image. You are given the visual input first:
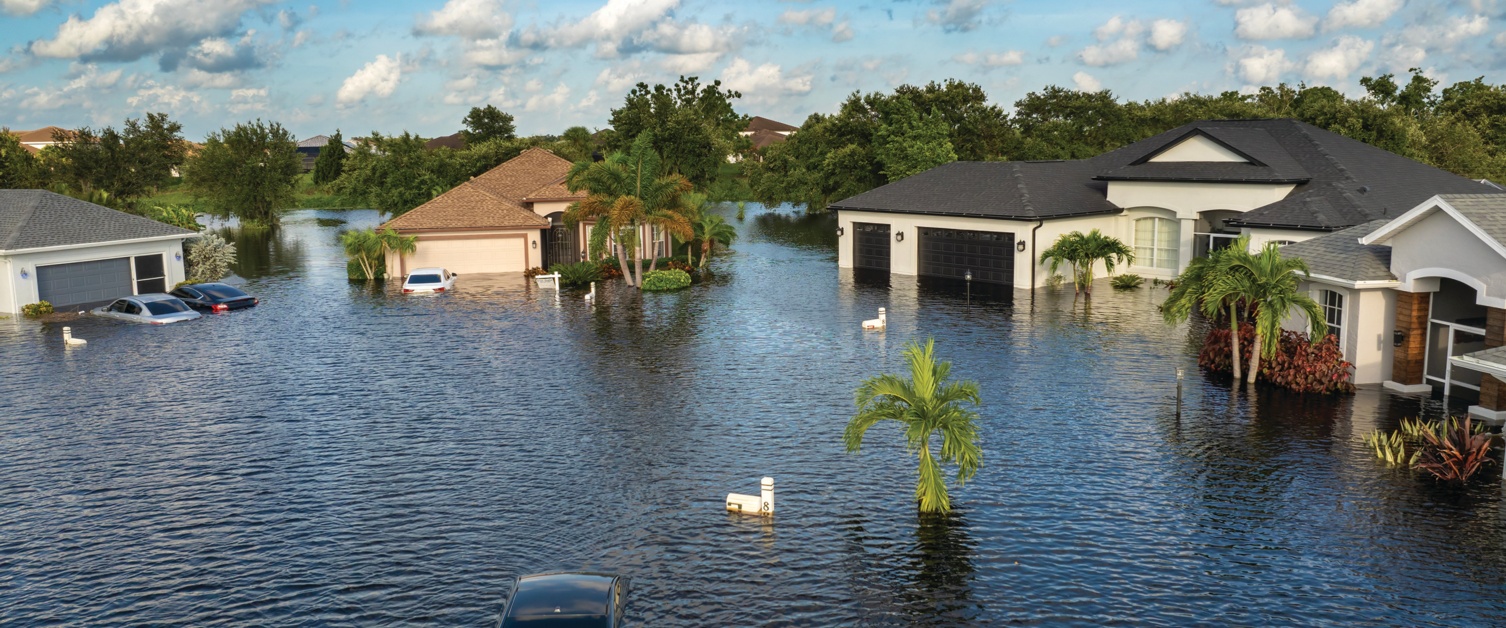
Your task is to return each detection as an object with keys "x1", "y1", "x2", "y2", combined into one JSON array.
[
  {"x1": 171, "y1": 287, "x2": 202, "y2": 305},
  {"x1": 123, "y1": 301, "x2": 144, "y2": 320}
]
